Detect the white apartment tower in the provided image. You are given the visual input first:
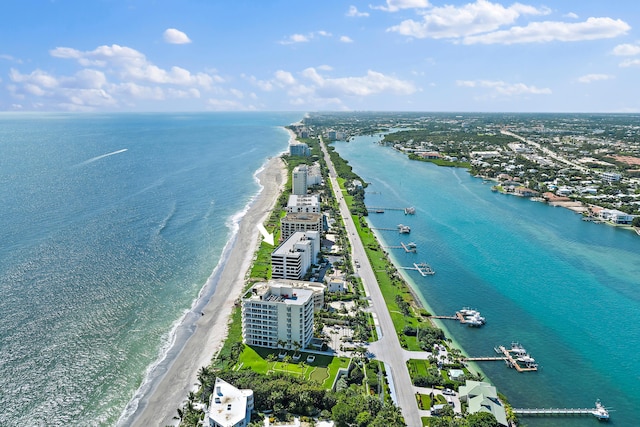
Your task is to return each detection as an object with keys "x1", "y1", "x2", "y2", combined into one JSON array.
[
  {"x1": 292, "y1": 164, "x2": 308, "y2": 195},
  {"x1": 271, "y1": 231, "x2": 319, "y2": 280},
  {"x1": 242, "y1": 282, "x2": 315, "y2": 349}
]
